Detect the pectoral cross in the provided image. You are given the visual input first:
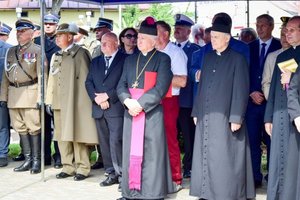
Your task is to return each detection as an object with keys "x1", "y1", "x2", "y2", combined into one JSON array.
[{"x1": 132, "y1": 81, "x2": 139, "y2": 88}]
